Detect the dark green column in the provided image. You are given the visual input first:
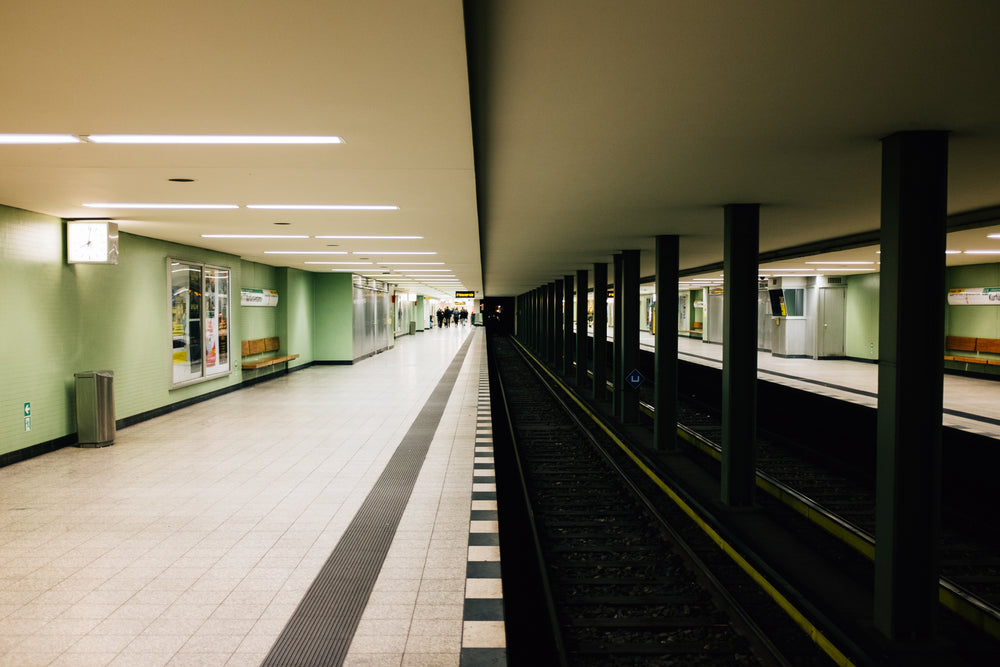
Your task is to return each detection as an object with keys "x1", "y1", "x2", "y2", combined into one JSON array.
[
  {"x1": 874, "y1": 131, "x2": 948, "y2": 640},
  {"x1": 546, "y1": 283, "x2": 555, "y2": 362},
  {"x1": 721, "y1": 204, "x2": 759, "y2": 508},
  {"x1": 592, "y1": 262, "x2": 608, "y2": 401},
  {"x1": 531, "y1": 287, "x2": 544, "y2": 355},
  {"x1": 612, "y1": 253, "x2": 624, "y2": 417},
  {"x1": 620, "y1": 250, "x2": 640, "y2": 424},
  {"x1": 655, "y1": 236, "x2": 679, "y2": 451},
  {"x1": 576, "y1": 269, "x2": 589, "y2": 387},
  {"x1": 563, "y1": 274, "x2": 574, "y2": 376},
  {"x1": 553, "y1": 280, "x2": 563, "y2": 367}
]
